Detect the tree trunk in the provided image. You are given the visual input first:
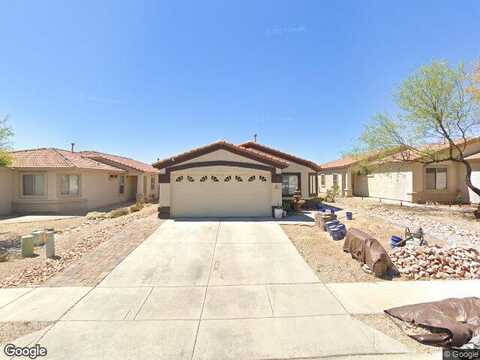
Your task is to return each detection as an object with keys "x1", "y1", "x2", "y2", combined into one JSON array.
[{"x1": 460, "y1": 160, "x2": 480, "y2": 218}]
